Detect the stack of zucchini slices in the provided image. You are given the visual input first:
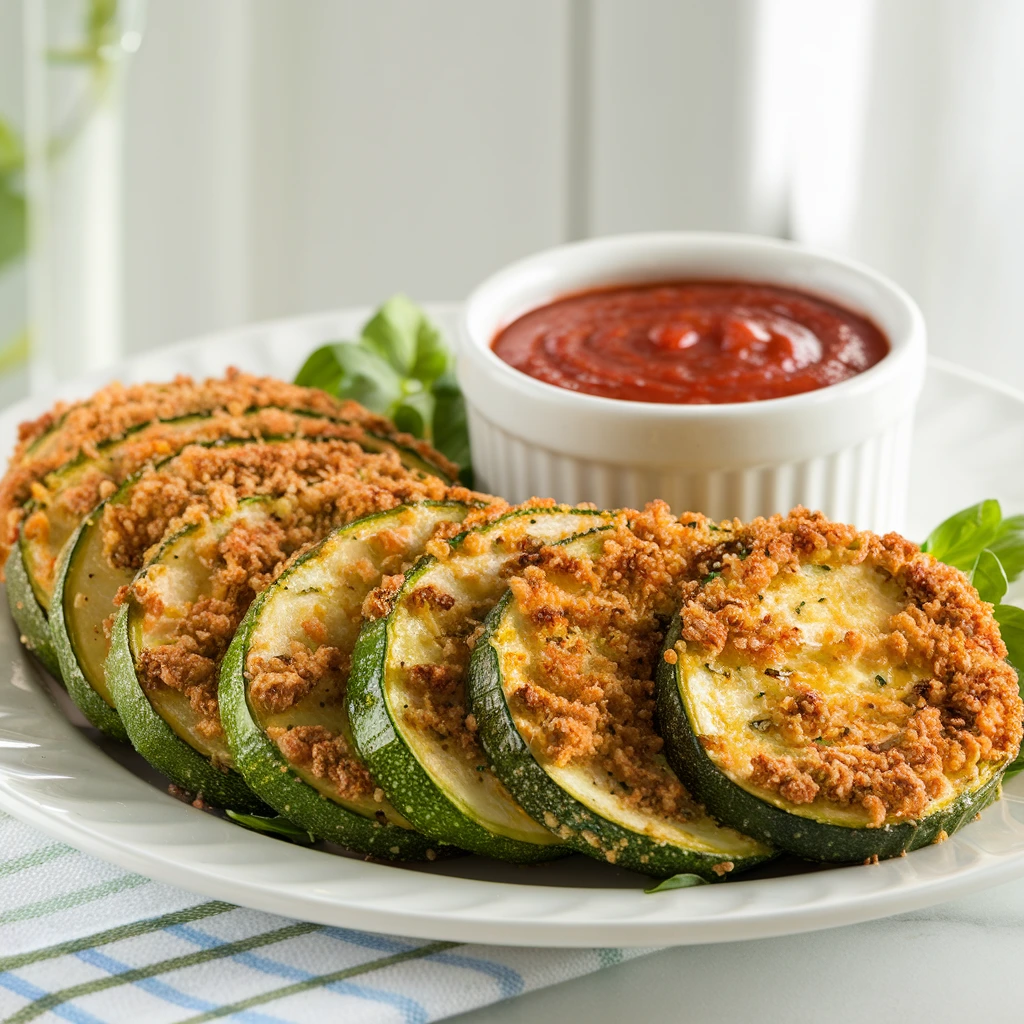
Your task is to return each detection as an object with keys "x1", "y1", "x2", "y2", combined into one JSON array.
[{"x1": 3, "y1": 378, "x2": 1020, "y2": 879}]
